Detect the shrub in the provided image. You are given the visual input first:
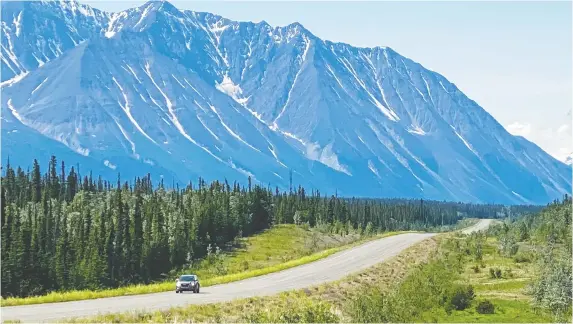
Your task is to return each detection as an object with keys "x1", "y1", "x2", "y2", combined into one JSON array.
[
  {"x1": 349, "y1": 254, "x2": 463, "y2": 322},
  {"x1": 476, "y1": 300, "x2": 495, "y2": 314},
  {"x1": 498, "y1": 235, "x2": 519, "y2": 257},
  {"x1": 472, "y1": 265, "x2": 480, "y2": 273},
  {"x1": 474, "y1": 246, "x2": 483, "y2": 261},
  {"x1": 348, "y1": 288, "x2": 392, "y2": 323},
  {"x1": 473, "y1": 237, "x2": 484, "y2": 262},
  {"x1": 447, "y1": 286, "x2": 475, "y2": 311},
  {"x1": 308, "y1": 232, "x2": 321, "y2": 252},
  {"x1": 345, "y1": 220, "x2": 353, "y2": 235},
  {"x1": 489, "y1": 267, "x2": 502, "y2": 279},
  {"x1": 513, "y1": 251, "x2": 533, "y2": 263},
  {"x1": 364, "y1": 222, "x2": 373, "y2": 236}
]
